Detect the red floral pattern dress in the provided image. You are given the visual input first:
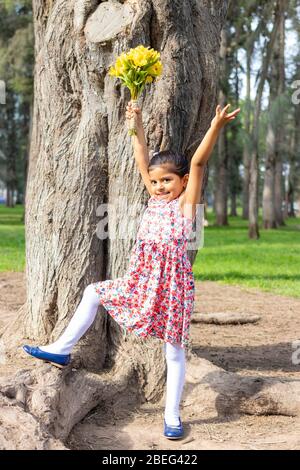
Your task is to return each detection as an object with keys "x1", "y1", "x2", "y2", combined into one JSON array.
[{"x1": 92, "y1": 195, "x2": 195, "y2": 349}]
